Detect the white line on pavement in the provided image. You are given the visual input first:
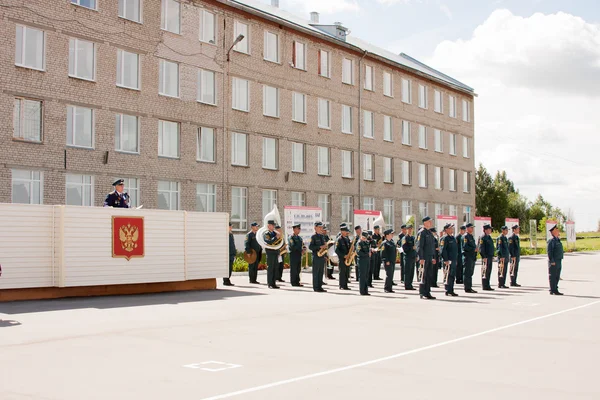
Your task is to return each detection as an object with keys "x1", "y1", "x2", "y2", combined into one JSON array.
[{"x1": 200, "y1": 300, "x2": 600, "y2": 400}]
